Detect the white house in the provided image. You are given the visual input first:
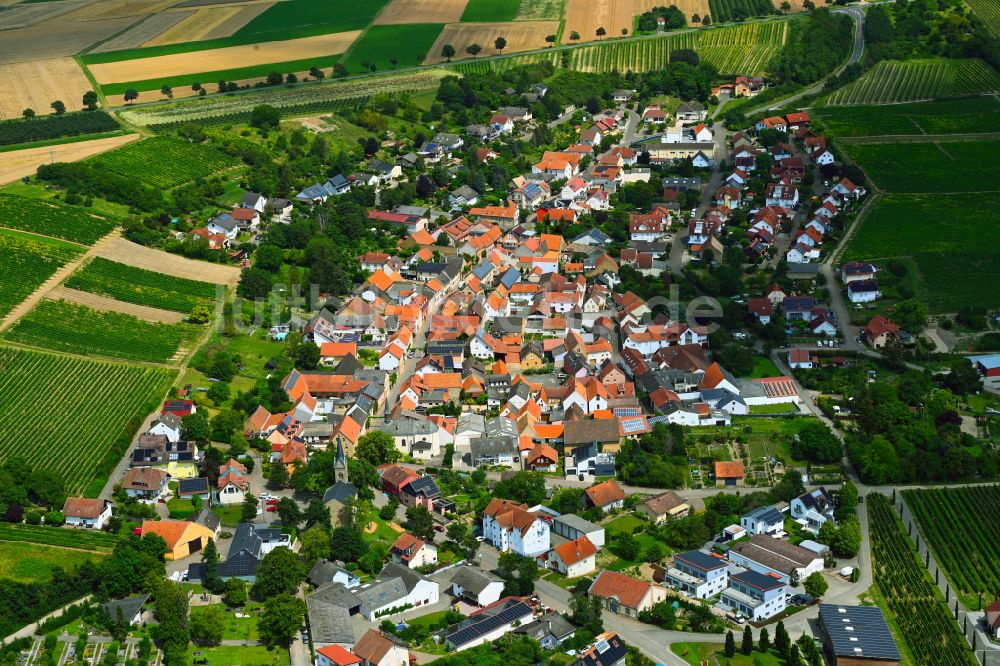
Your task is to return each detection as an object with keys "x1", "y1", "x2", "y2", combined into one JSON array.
[
  {"x1": 543, "y1": 536, "x2": 597, "y2": 578},
  {"x1": 740, "y1": 505, "x2": 784, "y2": 536},
  {"x1": 356, "y1": 563, "x2": 439, "y2": 619},
  {"x1": 217, "y1": 459, "x2": 251, "y2": 506},
  {"x1": 482, "y1": 498, "x2": 550, "y2": 557},
  {"x1": 791, "y1": 488, "x2": 835, "y2": 533},
  {"x1": 148, "y1": 413, "x2": 182, "y2": 442},
  {"x1": 450, "y1": 567, "x2": 505, "y2": 607},
  {"x1": 664, "y1": 550, "x2": 730, "y2": 599},
  {"x1": 788, "y1": 348, "x2": 813, "y2": 370},
  {"x1": 390, "y1": 533, "x2": 438, "y2": 569},
  {"x1": 847, "y1": 280, "x2": 881, "y2": 304},
  {"x1": 720, "y1": 570, "x2": 787, "y2": 621},
  {"x1": 63, "y1": 498, "x2": 112, "y2": 529},
  {"x1": 727, "y1": 534, "x2": 824, "y2": 584}
]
